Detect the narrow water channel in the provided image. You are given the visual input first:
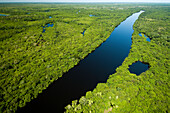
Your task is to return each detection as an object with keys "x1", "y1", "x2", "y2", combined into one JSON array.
[
  {"x1": 17, "y1": 11, "x2": 144, "y2": 113},
  {"x1": 0, "y1": 14, "x2": 8, "y2": 16},
  {"x1": 139, "y1": 33, "x2": 151, "y2": 42}
]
